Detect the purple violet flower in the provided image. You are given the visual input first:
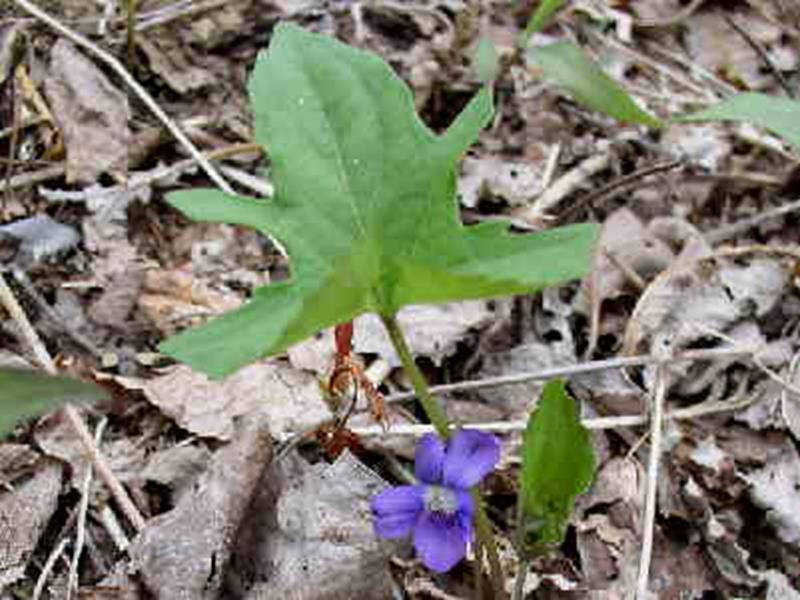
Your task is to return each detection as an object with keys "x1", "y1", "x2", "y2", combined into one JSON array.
[{"x1": 371, "y1": 429, "x2": 500, "y2": 573}]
